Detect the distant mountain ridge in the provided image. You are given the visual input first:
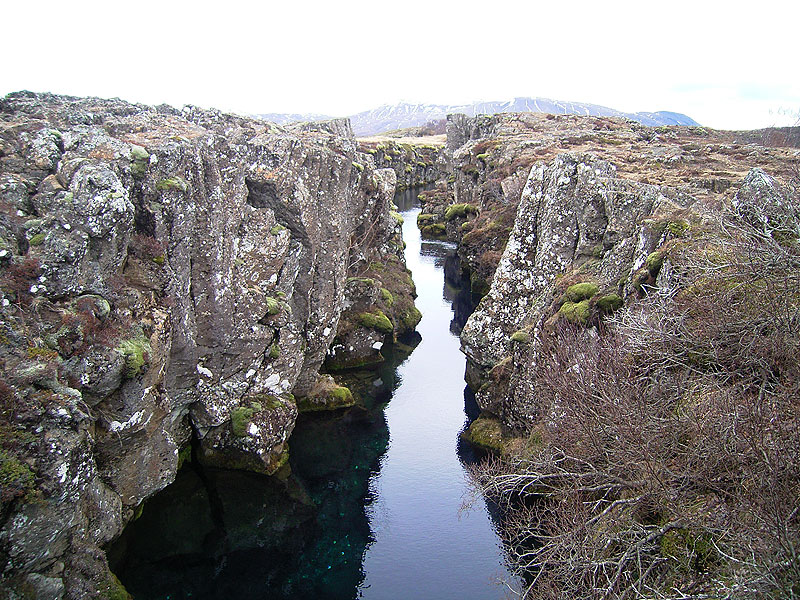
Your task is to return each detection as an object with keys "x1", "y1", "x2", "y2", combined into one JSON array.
[{"x1": 257, "y1": 97, "x2": 699, "y2": 136}]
